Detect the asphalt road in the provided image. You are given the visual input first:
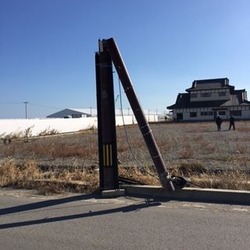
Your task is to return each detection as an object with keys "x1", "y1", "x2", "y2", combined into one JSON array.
[{"x1": 0, "y1": 188, "x2": 250, "y2": 250}]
